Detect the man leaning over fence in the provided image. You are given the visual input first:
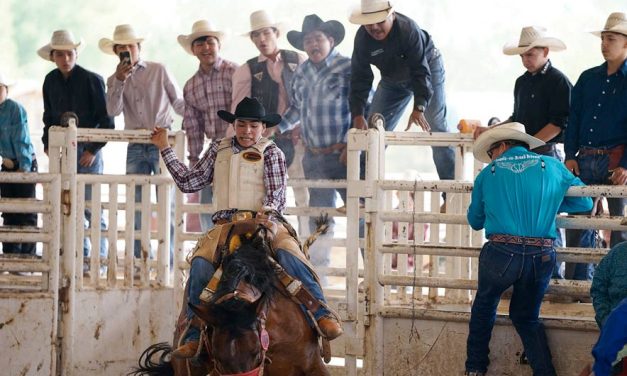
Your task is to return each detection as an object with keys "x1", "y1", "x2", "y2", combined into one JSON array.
[{"x1": 464, "y1": 122, "x2": 593, "y2": 376}]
